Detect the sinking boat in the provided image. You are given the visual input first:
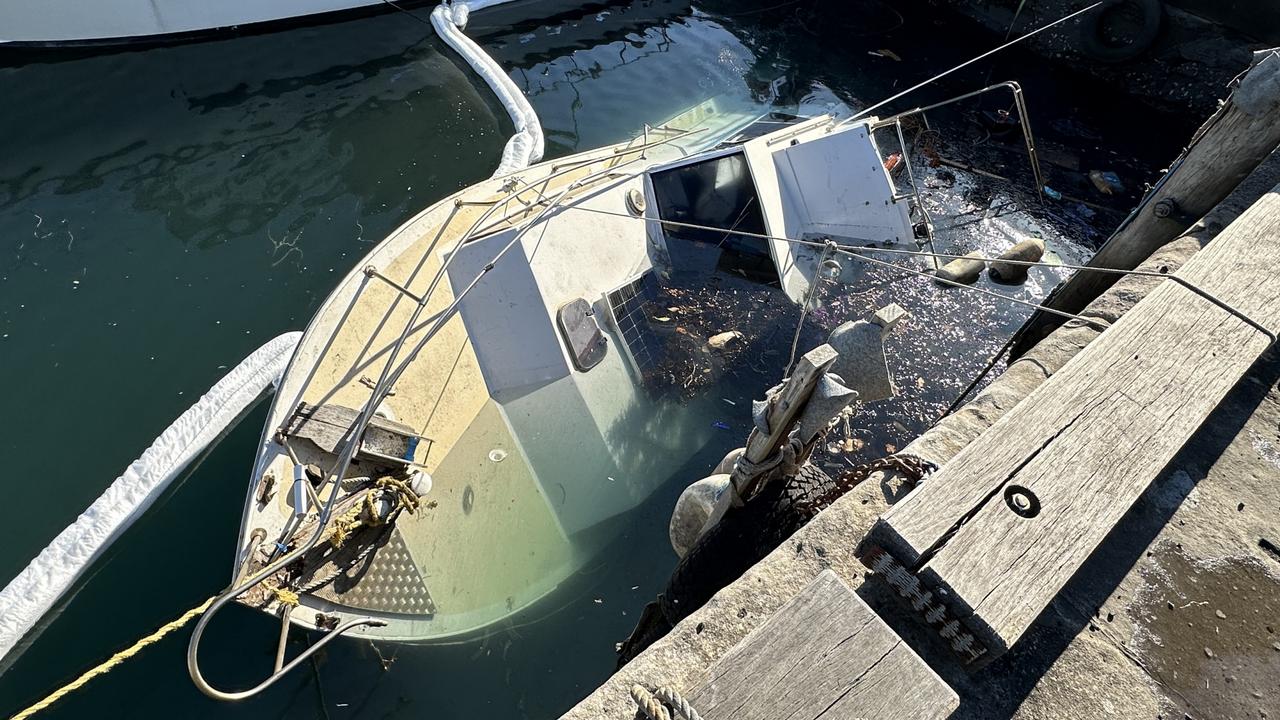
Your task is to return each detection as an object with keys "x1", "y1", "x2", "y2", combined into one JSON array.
[{"x1": 186, "y1": 78, "x2": 1046, "y2": 698}]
